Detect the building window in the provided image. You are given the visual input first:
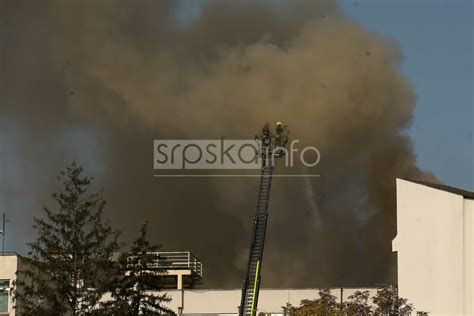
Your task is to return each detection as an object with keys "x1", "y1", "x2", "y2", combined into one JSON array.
[{"x1": 0, "y1": 280, "x2": 9, "y2": 313}]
